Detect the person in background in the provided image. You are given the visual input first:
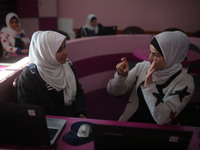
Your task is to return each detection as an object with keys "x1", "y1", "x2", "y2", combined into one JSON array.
[
  {"x1": 107, "y1": 31, "x2": 195, "y2": 125},
  {"x1": 0, "y1": 12, "x2": 30, "y2": 57},
  {"x1": 17, "y1": 30, "x2": 87, "y2": 118},
  {"x1": 76, "y1": 14, "x2": 103, "y2": 38}
]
